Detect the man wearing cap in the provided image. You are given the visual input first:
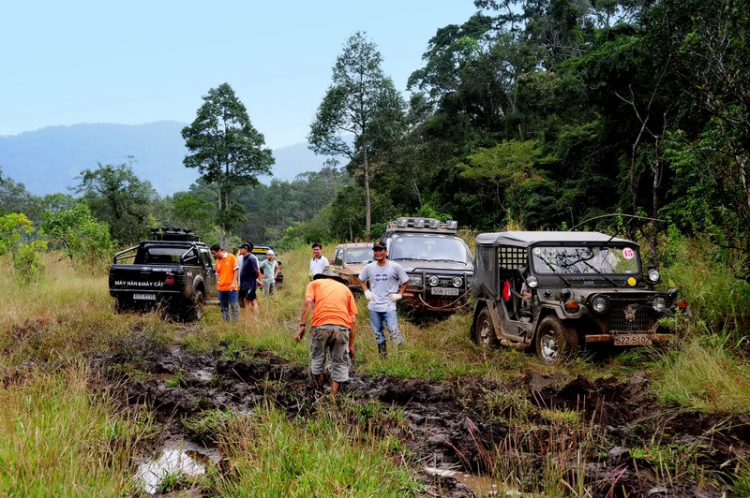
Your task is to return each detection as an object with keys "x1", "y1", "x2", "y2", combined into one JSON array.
[
  {"x1": 238, "y1": 243, "x2": 261, "y2": 314},
  {"x1": 259, "y1": 249, "x2": 279, "y2": 295},
  {"x1": 295, "y1": 268, "x2": 358, "y2": 398},
  {"x1": 358, "y1": 240, "x2": 409, "y2": 358}
]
